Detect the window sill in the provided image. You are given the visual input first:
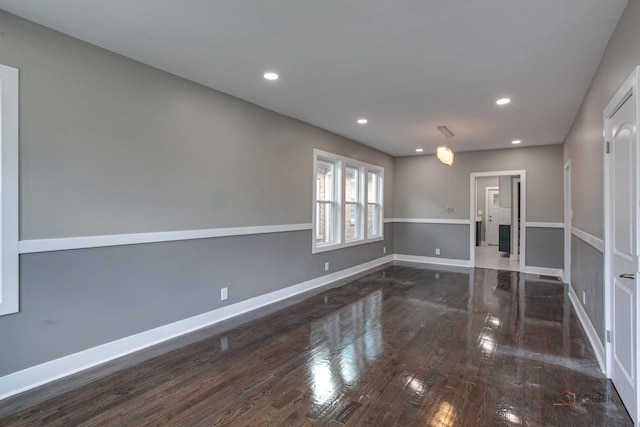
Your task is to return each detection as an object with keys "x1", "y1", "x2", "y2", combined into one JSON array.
[{"x1": 312, "y1": 235, "x2": 383, "y2": 254}]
